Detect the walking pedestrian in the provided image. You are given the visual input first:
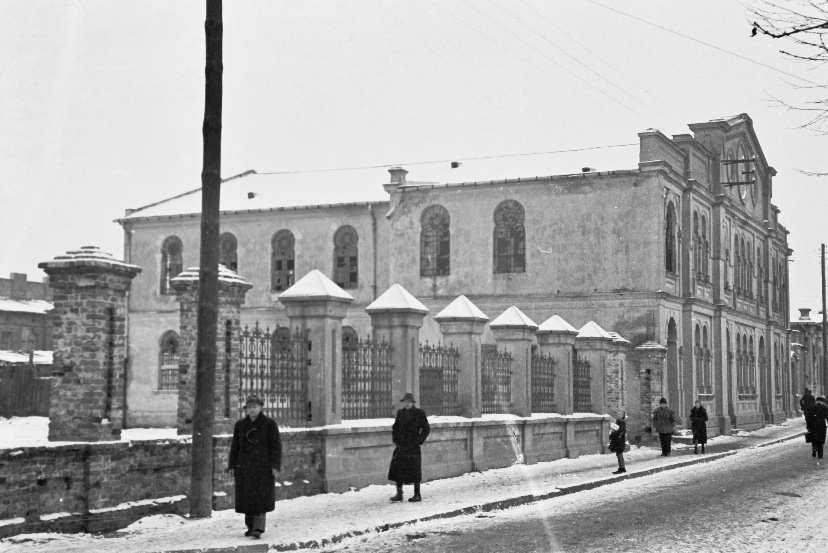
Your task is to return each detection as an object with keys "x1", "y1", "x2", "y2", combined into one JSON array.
[
  {"x1": 805, "y1": 395, "x2": 828, "y2": 463},
  {"x1": 800, "y1": 388, "x2": 815, "y2": 417},
  {"x1": 652, "y1": 397, "x2": 676, "y2": 456},
  {"x1": 228, "y1": 395, "x2": 282, "y2": 539},
  {"x1": 689, "y1": 399, "x2": 708, "y2": 454},
  {"x1": 388, "y1": 392, "x2": 430, "y2": 502},
  {"x1": 608, "y1": 410, "x2": 627, "y2": 474}
]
